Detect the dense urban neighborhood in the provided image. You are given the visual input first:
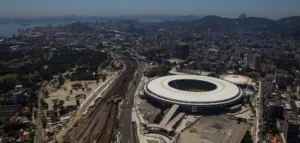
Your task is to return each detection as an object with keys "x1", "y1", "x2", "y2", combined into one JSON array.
[{"x1": 0, "y1": 14, "x2": 300, "y2": 143}]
